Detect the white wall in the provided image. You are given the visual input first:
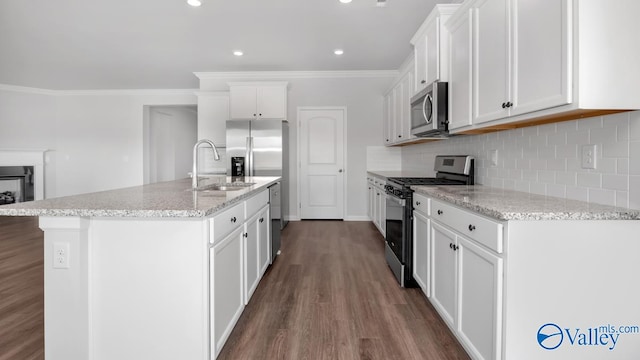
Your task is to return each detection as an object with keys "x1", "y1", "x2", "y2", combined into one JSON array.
[
  {"x1": 0, "y1": 85, "x2": 196, "y2": 198},
  {"x1": 147, "y1": 106, "x2": 197, "y2": 183},
  {"x1": 199, "y1": 76, "x2": 393, "y2": 221},
  {"x1": 402, "y1": 111, "x2": 640, "y2": 210}
]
